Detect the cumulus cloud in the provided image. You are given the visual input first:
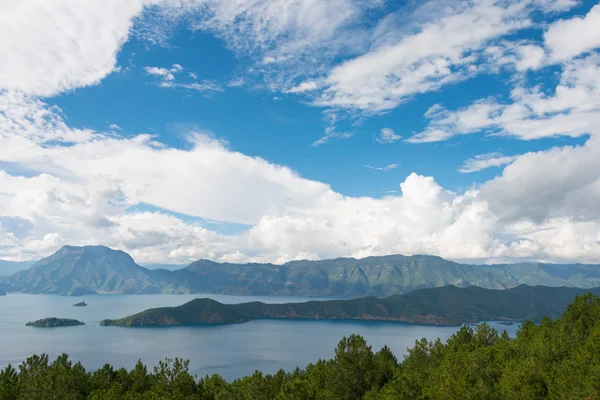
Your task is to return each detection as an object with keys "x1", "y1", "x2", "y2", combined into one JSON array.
[
  {"x1": 2, "y1": 93, "x2": 600, "y2": 264},
  {"x1": 480, "y1": 136, "x2": 600, "y2": 223},
  {"x1": 1, "y1": 0, "x2": 600, "y2": 266},
  {"x1": 545, "y1": 4, "x2": 600, "y2": 61}
]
